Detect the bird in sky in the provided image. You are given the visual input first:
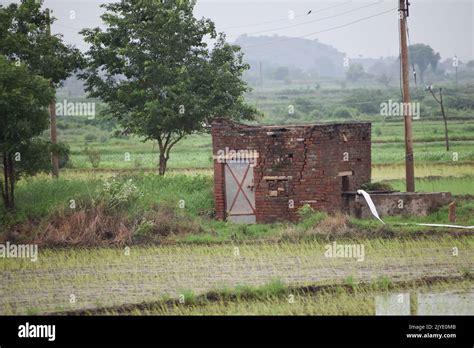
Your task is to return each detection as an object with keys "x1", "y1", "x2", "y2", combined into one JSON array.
[{"x1": 307, "y1": 10, "x2": 312, "y2": 15}]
